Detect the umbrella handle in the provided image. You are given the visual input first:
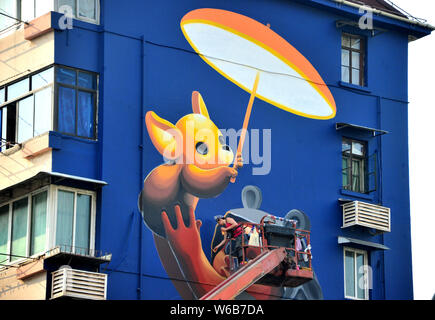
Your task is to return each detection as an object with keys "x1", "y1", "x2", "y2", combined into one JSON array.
[{"x1": 230, "y1": 71, "x2": 261, "y2": 183}]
